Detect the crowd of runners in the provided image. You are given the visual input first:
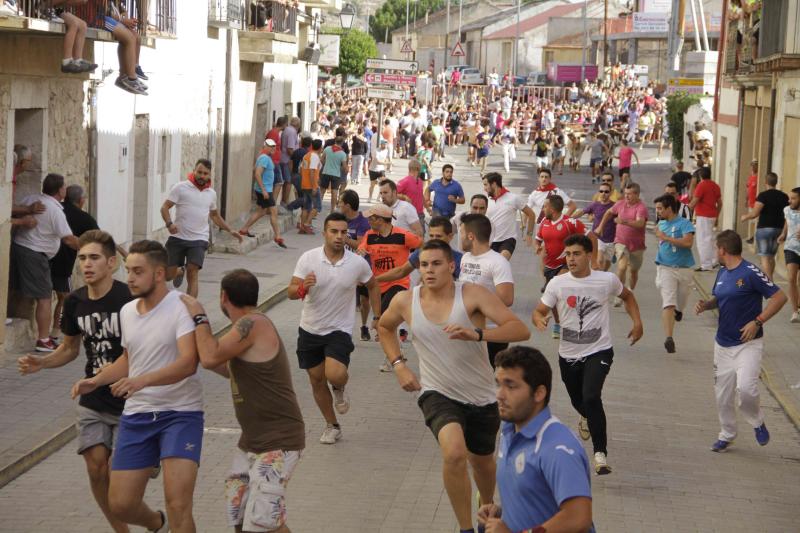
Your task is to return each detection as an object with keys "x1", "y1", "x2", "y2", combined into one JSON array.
[{"x1": 10, "y1": 76, "x2": 800, "y2": 533}]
